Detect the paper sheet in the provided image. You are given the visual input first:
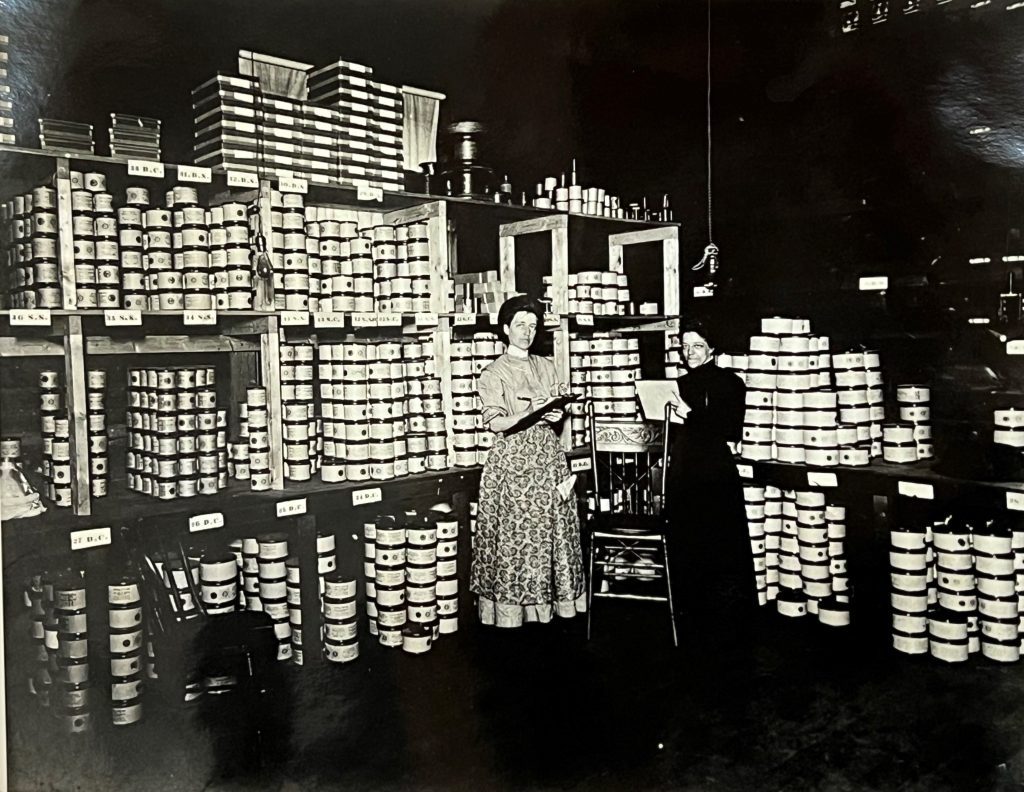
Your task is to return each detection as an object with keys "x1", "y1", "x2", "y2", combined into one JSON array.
[{"x1": 635, "y1": 379, "x2": 690, "y2": 424}]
